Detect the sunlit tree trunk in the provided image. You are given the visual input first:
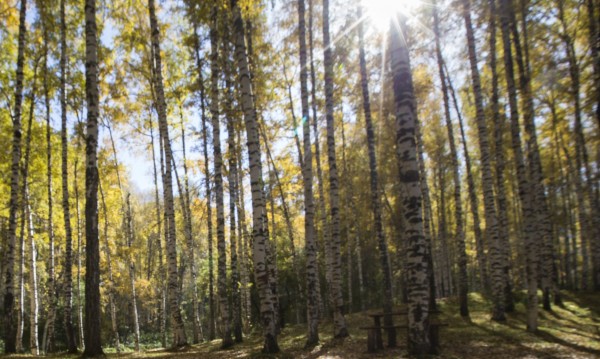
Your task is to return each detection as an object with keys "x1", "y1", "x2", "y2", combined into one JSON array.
[
  {"x1": 416, "y1": 121, "x2": 437, "y2": 312},
  {"x1": 225, "y1": 73, "x2": 243, "y2": 342},
  {"x1": 59, "y1": 0, "x2": 76, "y2": 350},
  {"x1": 236, "y1": 128, "x2": 252, "y2": 331},
  {"x1": 26, "y1": 192, "x2": 39, "y2": 356},
  {"x1": 209, "y1": 9, "x2": 233, "y2": 348},
  {"x1": 297, "y1": 0, "x2": 319, "y2": 346},
  {"x1": 511, "y1": 2, "x2": 558, "y2": 308},
  {"x1": 322, "y1": 0, "x2": 349, "y2": 338},
  {"x1": 432, "y1": 0, "x2": 468, "y2": 316},
  {"x1": 149, "y1": 0, "x2": 188, "y2": 347},
  {"x1": 125, "y1": 194, "x2": 140, "y2": 351},
  {"x1": 149, "y1": 116, "x2": 167, "y2": 347},
  {"x1": 498, "y1": 0, "x2": 538, "y2": 331},
  {"x1": 19, "y1": 67, "x2": 37, "y2": 354},
  {"x1": 445, "y1": 65, "x2": 488, "y2": 293},
  {"x1": 307, "y1": 0, "x2": 326, "y2": 317},
  {"x1": 230, "y1": 0, "x2": 279, "y2": 351},
  {"x1": 390, "y1": 13, "x2": 431, "y2": 355},
  {"x1": 190, "y1": 31, "x2": 205, "y2": 344},
  {"x1": 192, "y1": 38, "x2": 217, "y2": 340},
  {"x1": 460, "y1": 0, "x2": 506, "y2": 321},
  {"x1": 98, "y1": 182, "x2": 120, "y2": 352},
  {"x1": 357, "y1": 3, "x2": 395, "y2": 338},
  {"x1": 4, "y1": 0, "x2": 27, "y2": 353}
]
